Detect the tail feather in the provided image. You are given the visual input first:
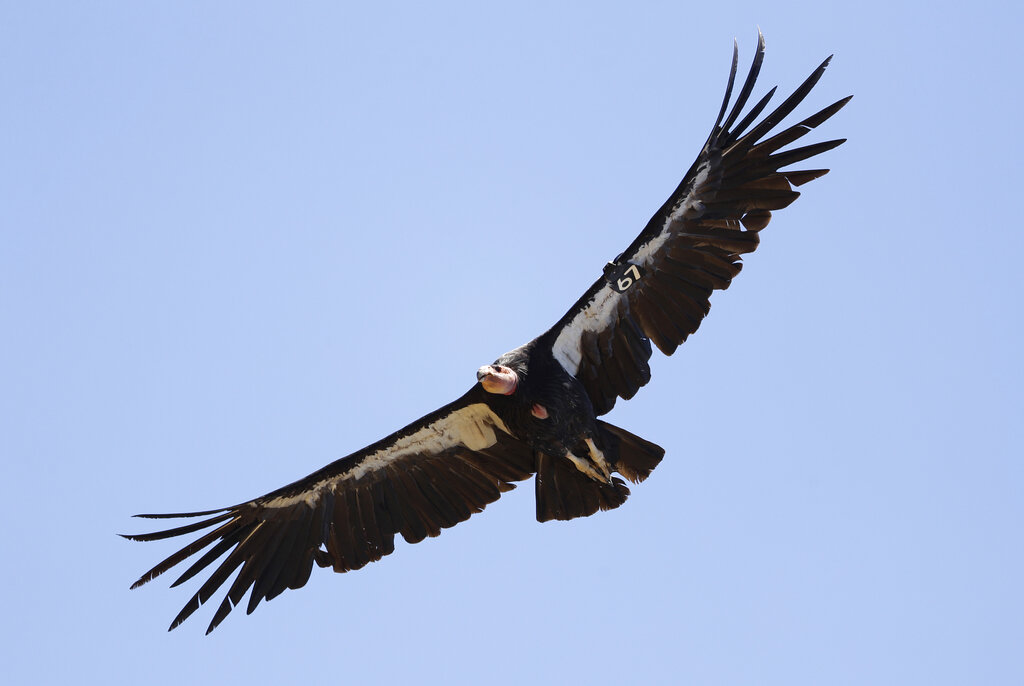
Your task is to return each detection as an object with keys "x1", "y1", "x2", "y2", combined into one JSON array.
[
  {"x1": 597, "y1": 420, "x2": 665, "y2": 484},
  {"x1": 533, "y1": 422, "x2": 664, "y2": 523},
  {"x1": 534, "y1": 452, "x2": 630, "y2": 523}
]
